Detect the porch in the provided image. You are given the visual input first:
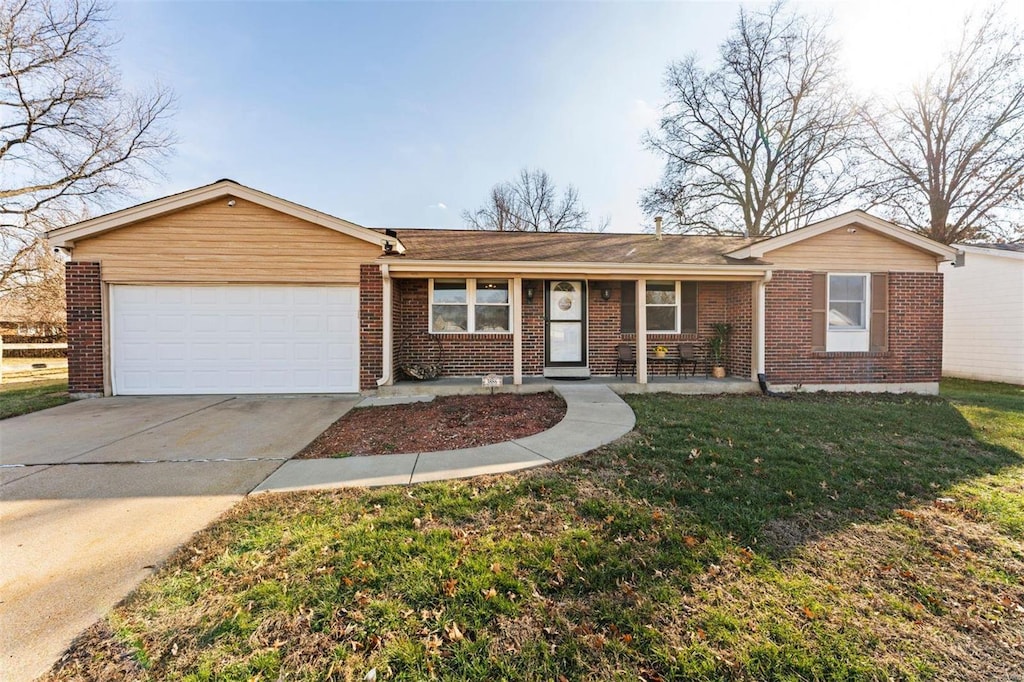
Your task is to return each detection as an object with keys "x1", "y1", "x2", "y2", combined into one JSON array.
[
  {"x1": 376, "y1": 374, "x2": 759, "y2": 398},
  {"x1": 380, "y1": 275, "x2": 768, "y2": 390}
]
